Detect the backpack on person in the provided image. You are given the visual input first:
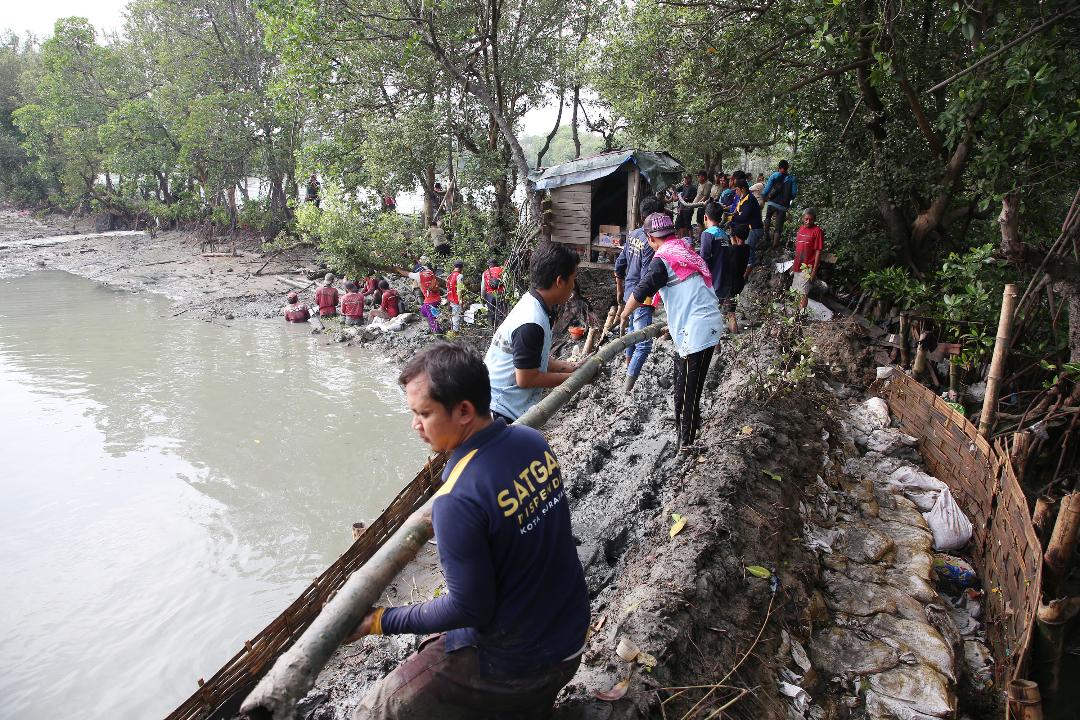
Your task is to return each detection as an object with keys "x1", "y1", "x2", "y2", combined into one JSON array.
[{"x1": 768, "y1": 173, "x2": 793, "y2": 207}]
